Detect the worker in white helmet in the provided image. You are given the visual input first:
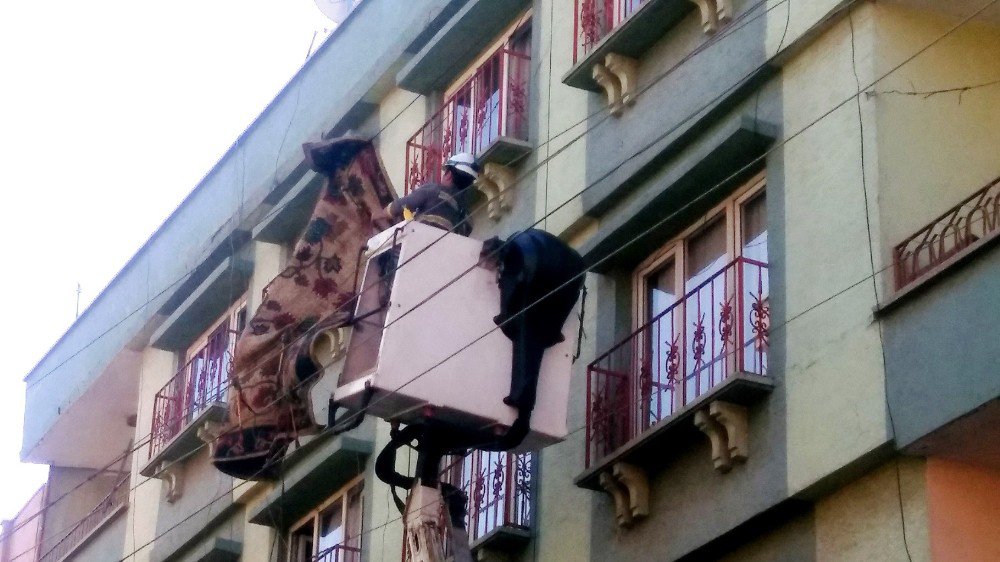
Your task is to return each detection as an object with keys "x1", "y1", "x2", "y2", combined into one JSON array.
[{"x1": 382, "y1": 152, "x2": 480, "y2": 236}]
